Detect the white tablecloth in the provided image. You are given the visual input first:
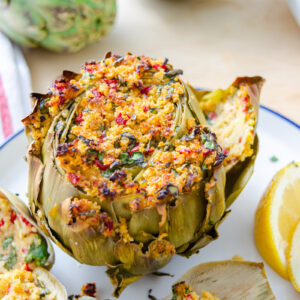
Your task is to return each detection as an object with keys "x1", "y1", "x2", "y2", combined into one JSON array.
[{"x1": 0, "y1": 32, "x2": 31, "y2": 145}]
